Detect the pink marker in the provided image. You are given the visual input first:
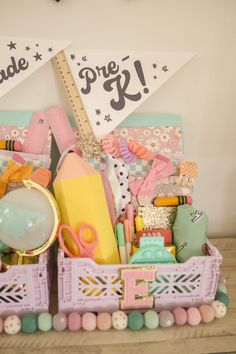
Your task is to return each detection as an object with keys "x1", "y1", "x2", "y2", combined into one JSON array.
[
  {"x1": 124, "y1": 219, "x2": 132, "y2": 261},
  {"x1": 126, "y1": 204, "x2": 134, "y2": 233}
]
